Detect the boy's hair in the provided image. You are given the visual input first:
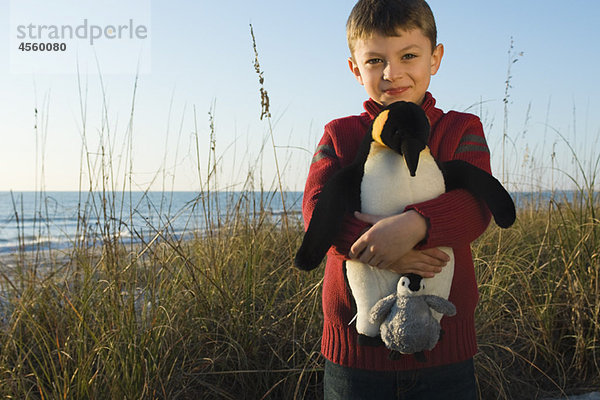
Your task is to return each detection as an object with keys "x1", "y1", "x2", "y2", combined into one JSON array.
[{"x1": 347, "y1": 0, "x2": 437, "y2": 55}]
